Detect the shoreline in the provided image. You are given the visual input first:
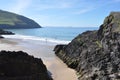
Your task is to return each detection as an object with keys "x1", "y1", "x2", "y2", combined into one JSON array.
[
  {"x1": 2, "y1": 34, "x2": 71, "y2": 45},
  {"x1": 0, "y1": 38, "x2": 78, "y2": 80}
]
